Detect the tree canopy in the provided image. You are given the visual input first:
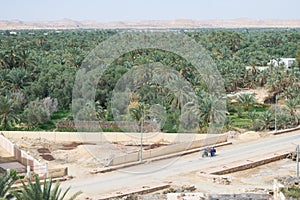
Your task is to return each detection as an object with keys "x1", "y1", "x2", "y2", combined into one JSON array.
[{"x1": 0, "y1": 28, "x2": 299, "y2": 132}]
